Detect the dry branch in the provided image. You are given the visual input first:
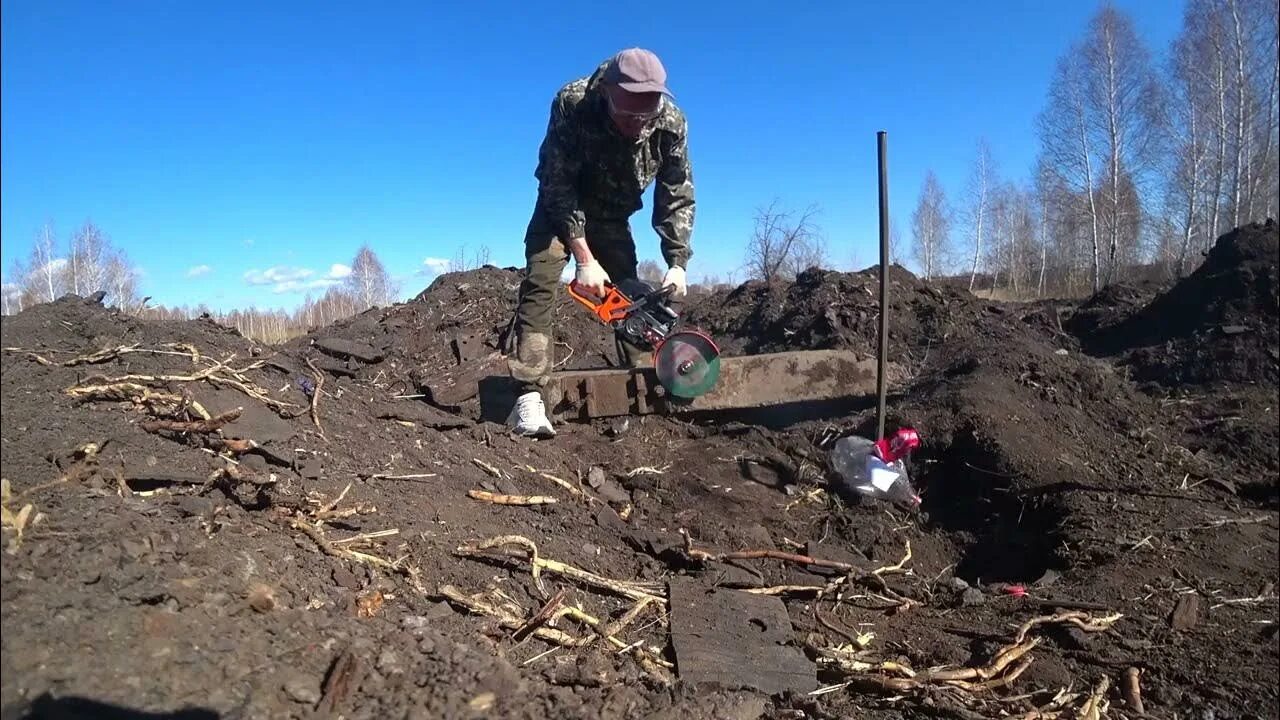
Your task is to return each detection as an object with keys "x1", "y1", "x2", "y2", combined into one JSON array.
[
  {"x1": 472, "y1": 458, "x2": 506, "y2": 479},
  {"x1": 526, "y1": 467, "x2": 588, "y2": 500},
  {"x1": 303, "y1": 356, "x2": 326, "y2": 439},
  {"x1": 554, "y1": 601, "x2": 674, "y2": 683},
  {"x1": 455, "y1": 535, "x2": 663, "y2": 602},
  {"x1": 5, "y1": 343, "x2": 207, "y2": 368},
  {"x1": 821, "y1": 611, "x2": 1124, "y2": 705},
  {"x1": 63, "y1": 350, "x2": 296, "y2": 413},
  {"x1": 288, "y1": 514, "x2": 425, "y2": 595},
  {"x1": 329, "y1": 529, "x2": 399, "y2": 546},
  {"x1": 66, "y1": 382, "x2": 184, "y2": 408},
  {"x1": 1078, "y1": 675, "x2": 1111, "y2": 720},
  {"x1": 1121, "y1": 666, "x2": 1144, "y2": 714},
  {"x1": 468, "y1": 490, "x2": 558, "y2": 506},
  {"x1": 449, "y1": 584, "x2": 670, "y2": 682},
  {"x1": 512, "y1": 589, "x2": 566, "y2": 641},
  {"x1": 140, "y1": 407, "x2": 243, "y2": 434},
  {"x1": 438, "y1": 584, "x2": 581, "y2": 646},
  {"x1": 317, "y1": 483, "x2": 353, "y2": 517},
  {"x1": 686, "y1": 532, "x2": 915, "y2": 608},
  {"x1": 1012, "y1": 611, "x2": 1123, "y2": 644},
  {"x1": 365, "y1": 472, "x2": 438, "y2": 482}
]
